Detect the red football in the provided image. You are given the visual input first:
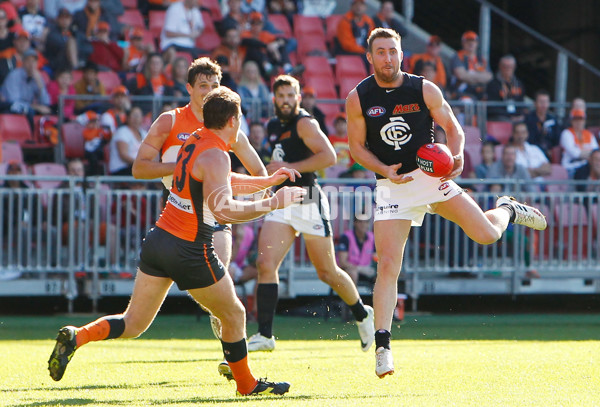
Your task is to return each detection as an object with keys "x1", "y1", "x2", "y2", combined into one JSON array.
[{"x1": 416, "y1": 143, "x2": 454, "y2": 177}]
